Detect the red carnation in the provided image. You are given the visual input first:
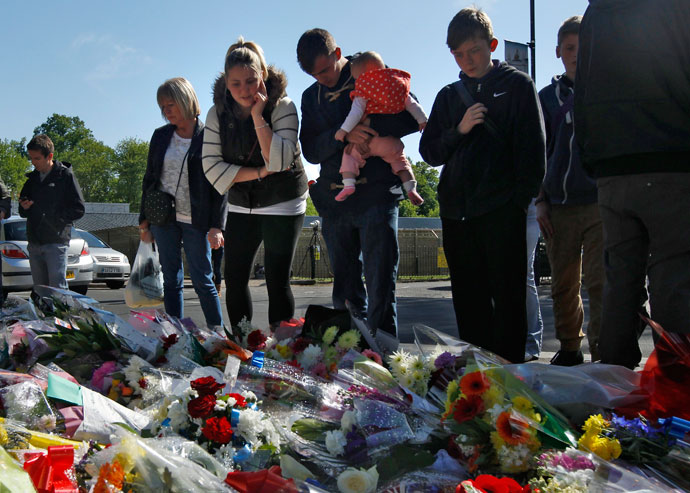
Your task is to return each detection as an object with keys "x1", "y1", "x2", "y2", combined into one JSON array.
[
  {"x1": 202, "y1": 416, "x2": 233, "y2": 444},
  {"x1": 247, "y1": 329, "x2": 267, "y2": 350},
  {"x1": 289, "y1": 337, "x2": 310, "y2": 354},
  {"x1": 225, "y1": 392, "x2": 247, "y2": 408},
  {"x1": 456, "y1": 475, "x2": 528, "y2": 493},
  {"x1": 187, "y1": 394, "x2": 216, "y2": 418},
  {"x1": 190, "y1": 376, "x2": 224, "y2": 396},
  {"x1": 452, "y1": 395, "x2": 484, "y2": 424}
]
